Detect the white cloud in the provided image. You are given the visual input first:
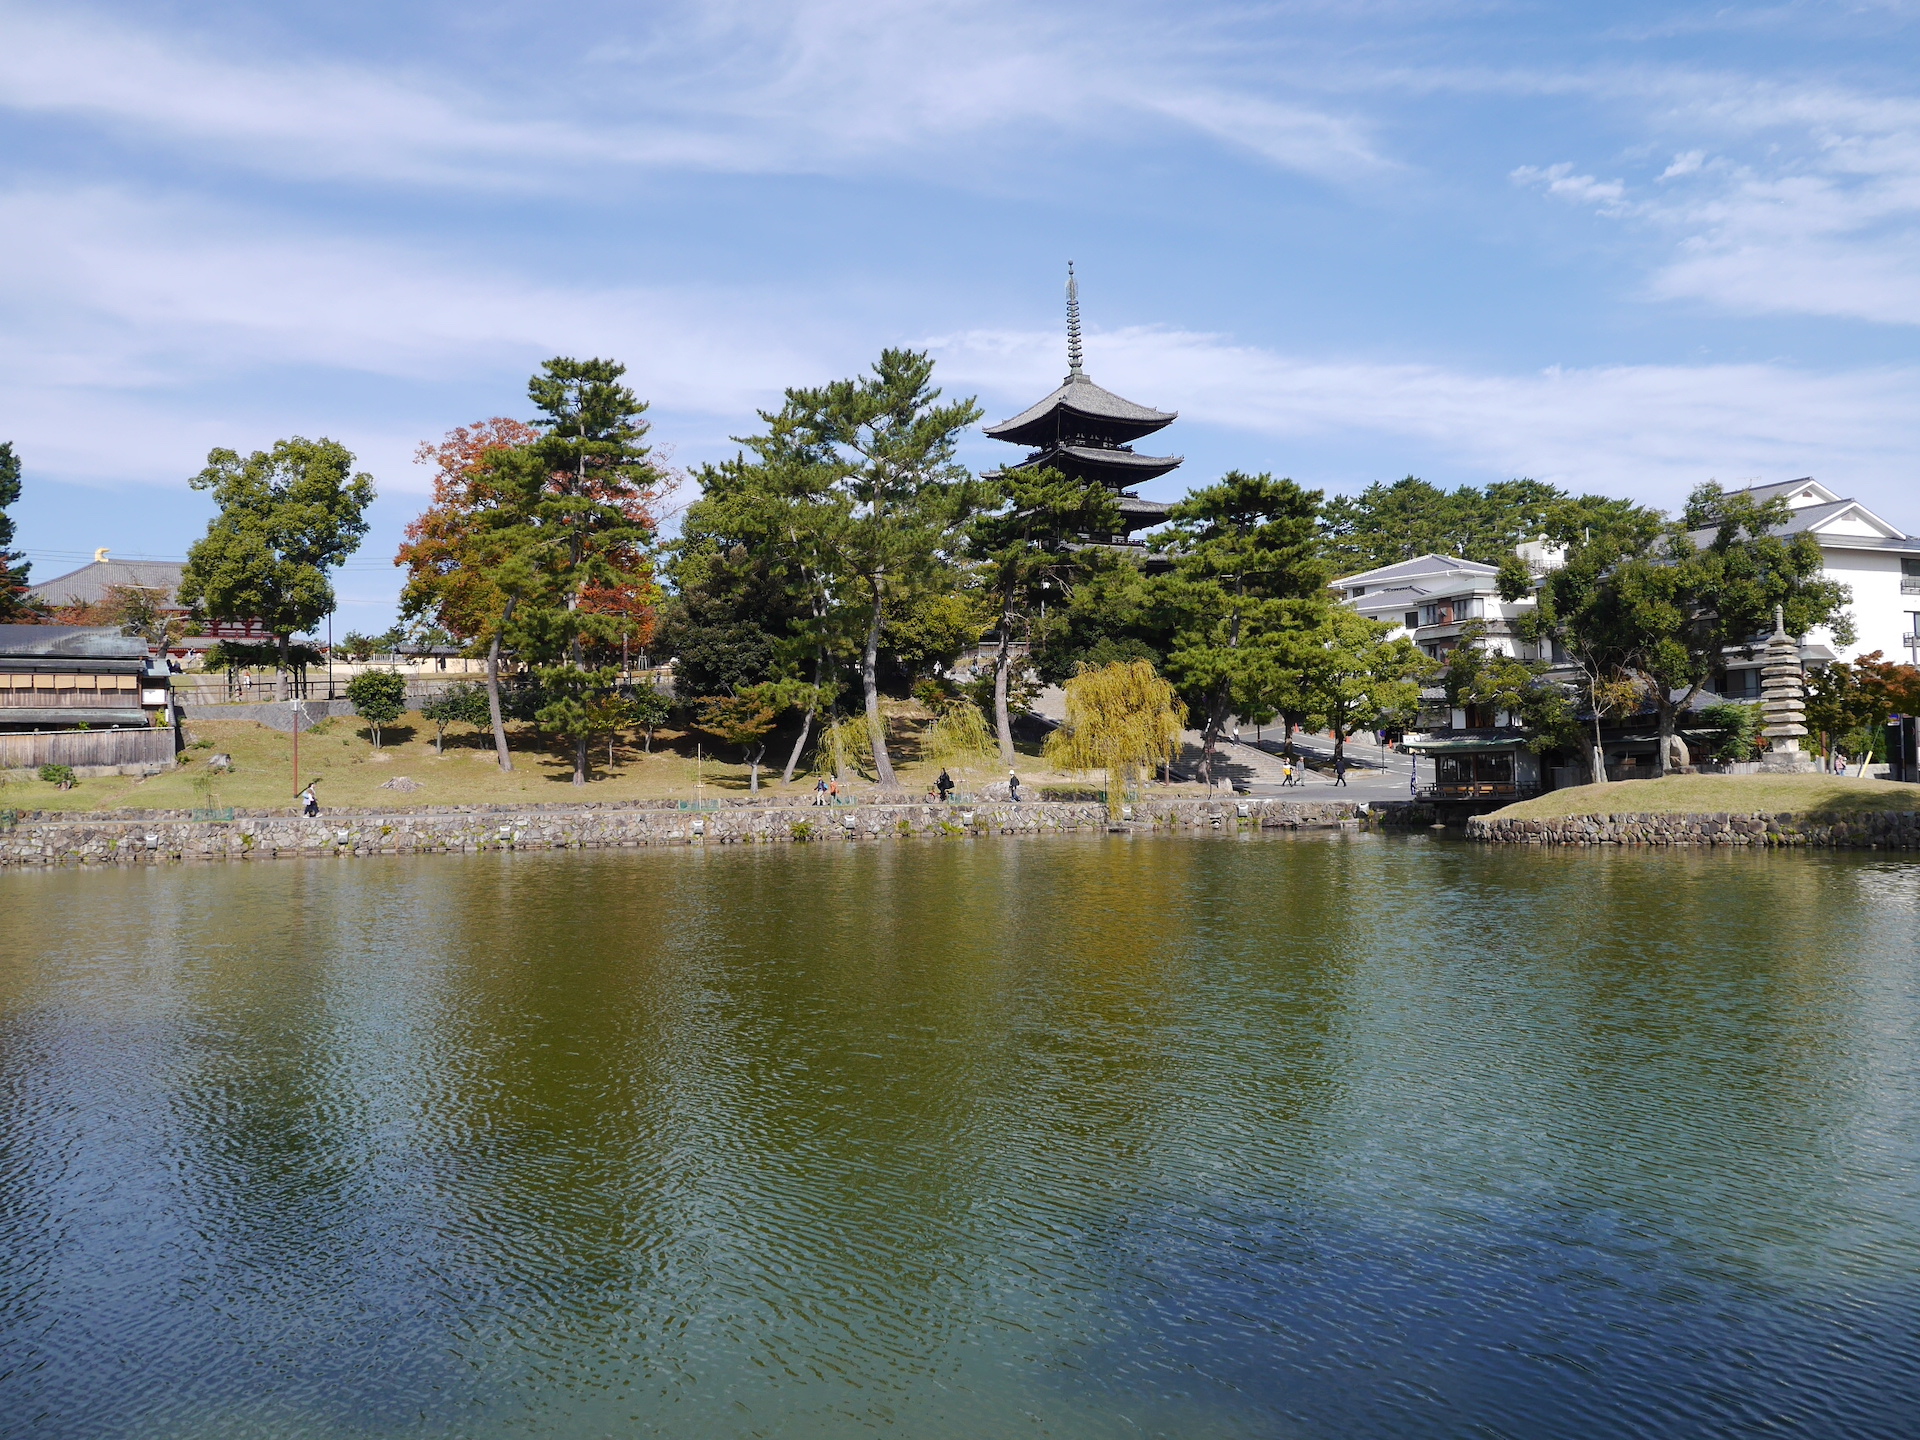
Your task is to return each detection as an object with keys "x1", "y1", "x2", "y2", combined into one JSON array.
[
  {"x1": 5, "y1": 180, "x2": 1913, "y2": 524},
  {"x1": 0, "y1": 0, "x2": 1385, "y2": 187},
  {"x1": 1511, "y1": 161, "x2": 1627, "y2": 210},
  {"x1": 934, "y1": 325, "x2": 1920, "y2": 525},
  {"x1": 1658, "y1": 149, "x2": 1706, "y2": 180},
  {"x1": 1503, "y1": 71, "x2": 1920, "y2": 325}
]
